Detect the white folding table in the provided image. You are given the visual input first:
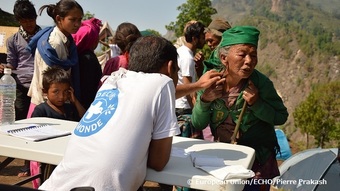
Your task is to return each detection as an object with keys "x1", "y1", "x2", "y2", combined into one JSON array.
[{"x1": 0, "y1": 117, "x2": 255, "y2": 191}]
